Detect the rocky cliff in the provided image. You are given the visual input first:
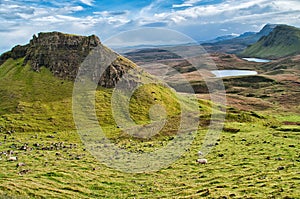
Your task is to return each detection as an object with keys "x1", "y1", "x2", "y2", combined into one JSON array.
[{"x1": 0, "y1": 32, "x2": 139, "y2": 88}]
